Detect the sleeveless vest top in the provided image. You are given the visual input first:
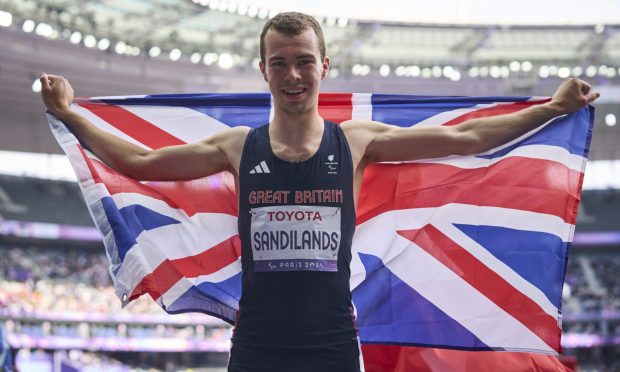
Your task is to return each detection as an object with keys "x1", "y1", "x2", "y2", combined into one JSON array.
[{"x1": 234, "y1": 120, "x2": 357, "y2": 346}]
